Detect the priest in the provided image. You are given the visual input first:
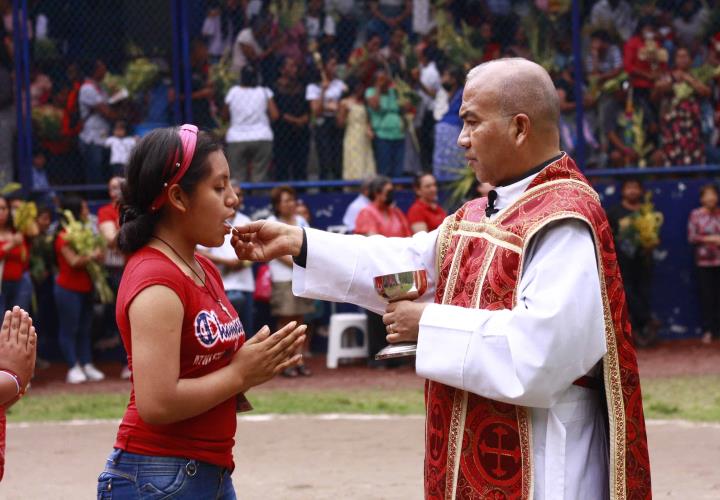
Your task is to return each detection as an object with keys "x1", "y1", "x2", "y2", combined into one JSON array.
[{"x1": 231, "y1": 58, "x2": 651, "y2": 499}]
